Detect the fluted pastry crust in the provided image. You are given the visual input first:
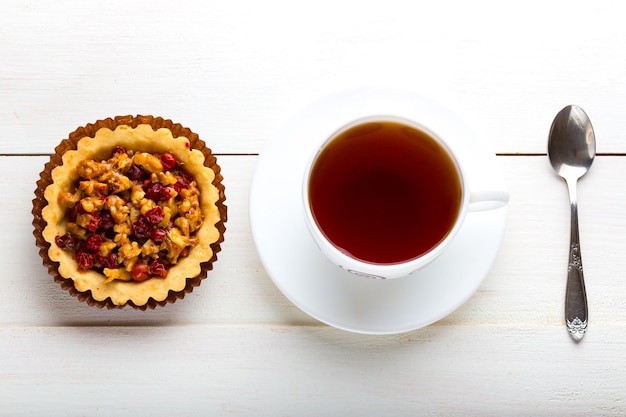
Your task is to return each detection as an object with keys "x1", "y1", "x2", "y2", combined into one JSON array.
[{"x1": 33, "y1": 116, "x2": 227, "y2": 309}]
